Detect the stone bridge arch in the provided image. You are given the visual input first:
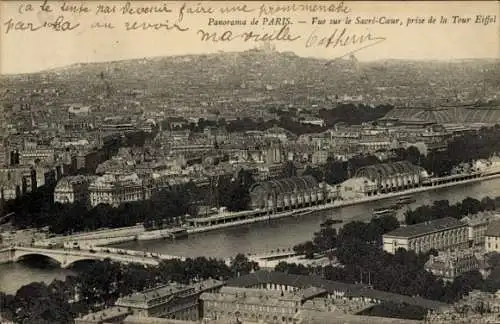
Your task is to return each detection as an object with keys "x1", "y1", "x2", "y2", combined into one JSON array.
[
  {"x1": 13, "y1": 251, "x2": 64, "y2": 266},
  {"x1": 63, "y1": 258, "x2": 104, "y2": 269},
  {"x1": 13, "y1": 250, "x2": 101, "y2": 268}
]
